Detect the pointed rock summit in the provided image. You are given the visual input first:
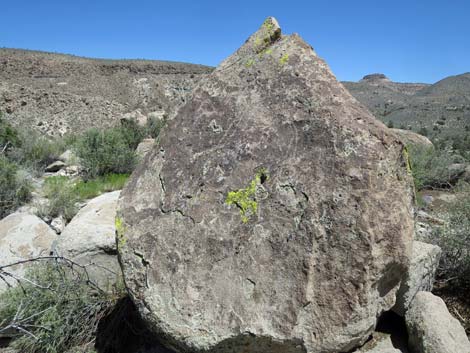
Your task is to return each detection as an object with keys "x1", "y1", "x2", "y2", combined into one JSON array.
[{"x1": 117, "y1": 18, "x2": 415, "y2": 353}]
